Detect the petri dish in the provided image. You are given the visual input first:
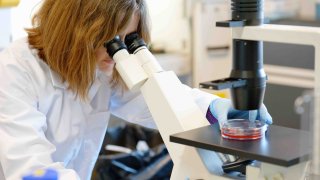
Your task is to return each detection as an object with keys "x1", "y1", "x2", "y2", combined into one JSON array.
[{"x1": 221, "y1": 119, "x2": 267, "y2": 140}]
